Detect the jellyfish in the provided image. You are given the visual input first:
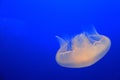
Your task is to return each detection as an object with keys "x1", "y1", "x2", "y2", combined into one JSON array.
[{"x1": 55, "y1": 26, "x2": 111, "y2": 68}]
